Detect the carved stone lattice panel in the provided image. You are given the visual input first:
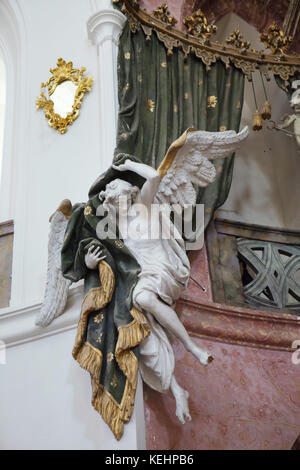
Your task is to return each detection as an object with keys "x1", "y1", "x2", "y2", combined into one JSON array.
[{"x1": 237, "y1": 239, "x2": 300, "y2": 310}]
